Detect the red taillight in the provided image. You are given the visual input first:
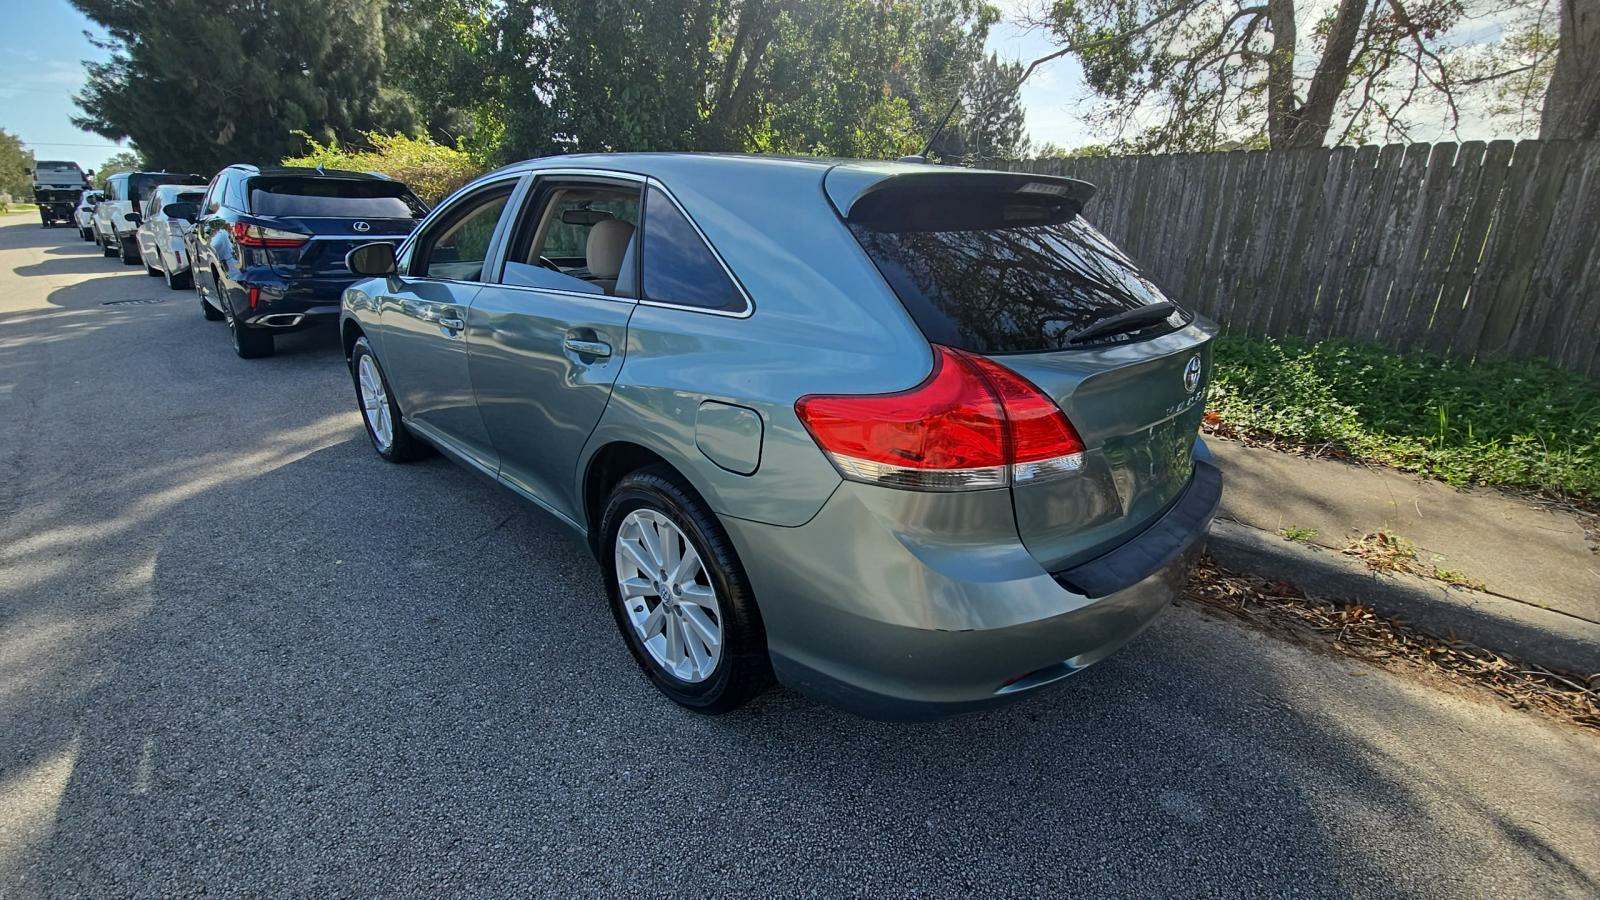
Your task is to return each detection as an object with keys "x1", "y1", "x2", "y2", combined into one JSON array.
[
  {"x1": 795, "y1": 345, "x2": 1085, "y2": 491},
  {"x1": 231, "y1": 221, "x2": 309, "y2": 248},
  {"x1": 247, "y1": 285, "x2": 260, "y2": 309}
]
